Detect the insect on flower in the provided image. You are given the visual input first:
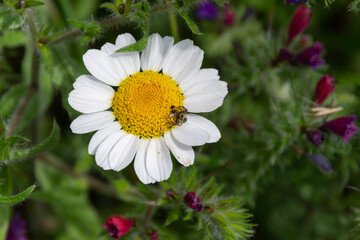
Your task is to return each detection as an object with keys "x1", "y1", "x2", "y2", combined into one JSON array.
[{"x1": 169, "y1": 105, "x2": 188, "y2": 126}]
